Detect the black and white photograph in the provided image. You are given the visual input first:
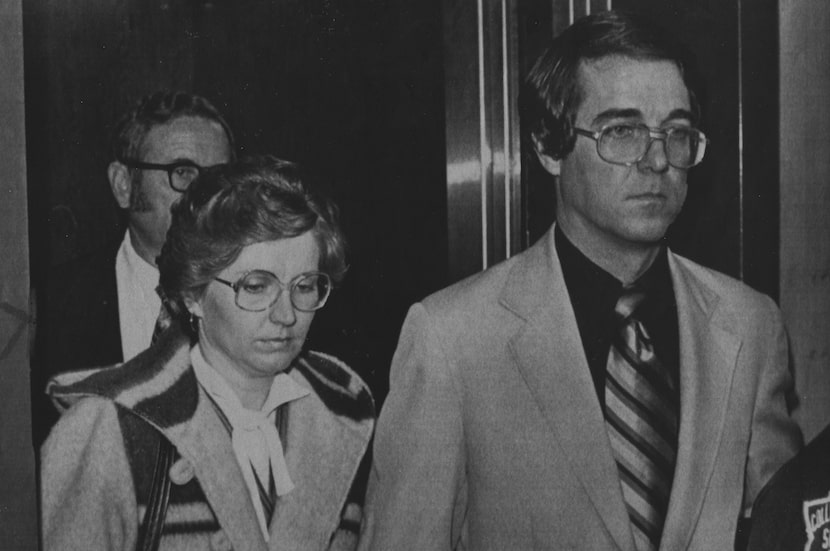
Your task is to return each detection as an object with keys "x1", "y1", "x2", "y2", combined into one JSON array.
[{"x1": 0, "y1": 1, "x2": 828, "y2": 549}]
